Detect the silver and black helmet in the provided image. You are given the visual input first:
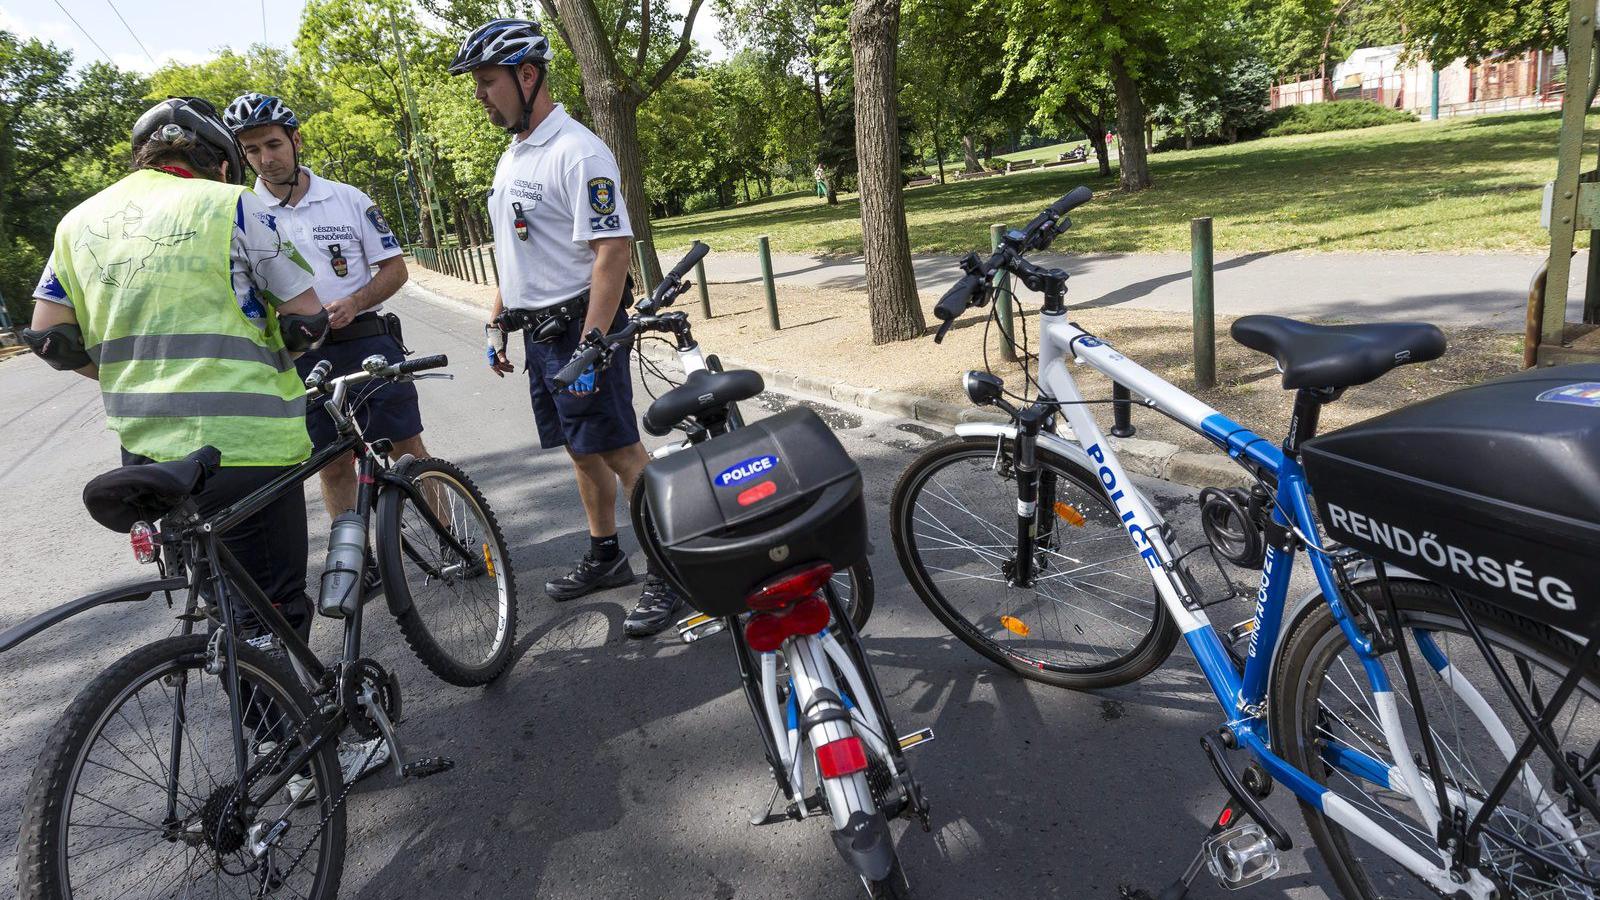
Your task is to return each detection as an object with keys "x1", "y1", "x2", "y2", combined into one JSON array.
[
  {"x1": 222, "y1": 92, "x2": 300, "y2": 135},
  {"x1": 448, "y1": 18, "x2": 553, "y2": 75}
]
